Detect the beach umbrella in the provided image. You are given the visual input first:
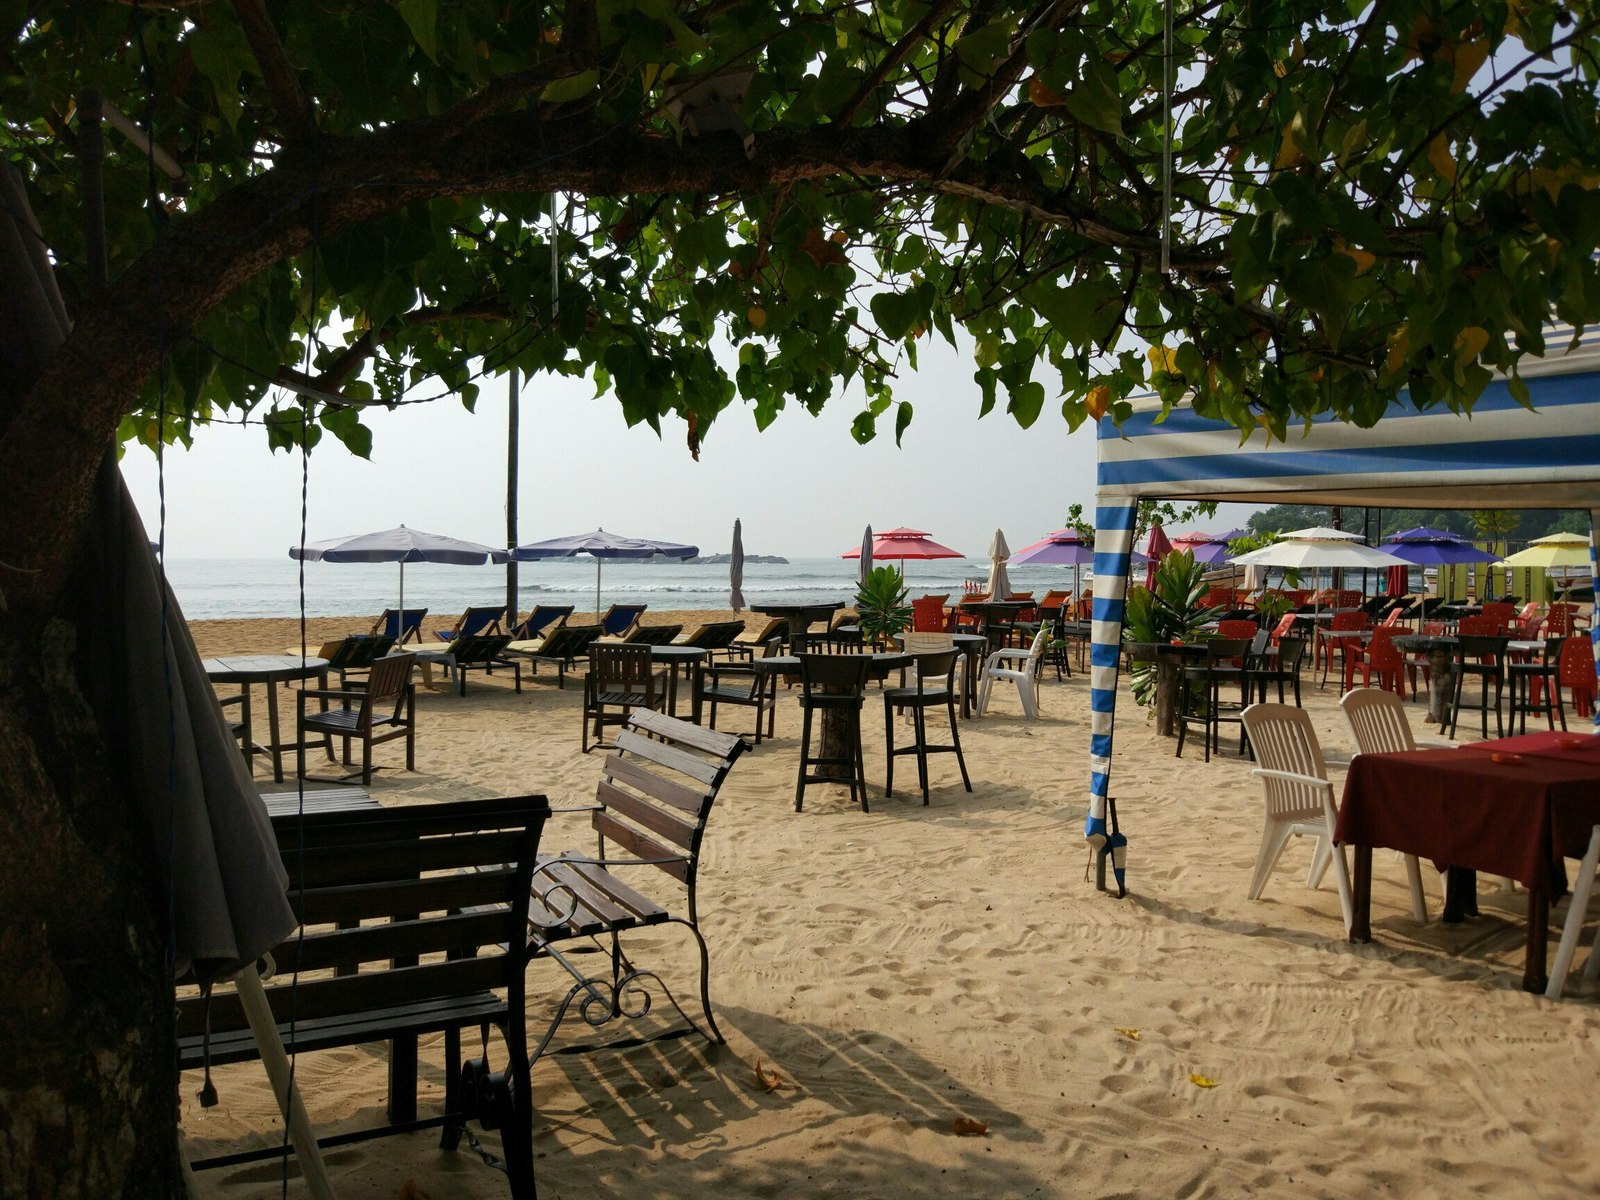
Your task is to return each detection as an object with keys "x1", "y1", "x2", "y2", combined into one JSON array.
[
  {"x1": 729, "y1": 518, "x2": 746, "y2": 614},
  {"x1": 1170, "y1": 528, "x2": 1245, "y2": 566},
  {"x1": 1233, "y1": 528, "x2": 1407, "y2": 621},
  {"x1": 1144, "y1": 522, "x2": 1173, "y2": 589},
  {"x1": 841, "y1": 526, "x2": 962, "y2": 579},
  {"x1": 1500, "y1": 532, "x2": 1591, "y2": 570},
  {"x1": 985, "y1": 529, "x2": 1012, "y2": 599},
  {"x1": 514, "y1": 527, "x2": 699, "y2": 616},
  {"x1": 290, "y1": 525, "x2": 508, "y2": 616},
  {"x1": 857, "y1": 524, "x2": 874, "y2": 586},
  {"x1": 1379, "y1": 528, "x2": 1503, "y2": 566}
]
